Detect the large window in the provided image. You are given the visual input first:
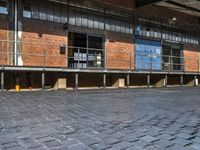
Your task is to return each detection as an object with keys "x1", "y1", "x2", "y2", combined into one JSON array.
[
  {"x1": 162, "y1": 43, "x2": 183, "y2": 71},
  {"x1": 23, "y1": 2, "x2": 133, "y2": 35},
  {"x1": 135, "y1": 39, "x2": 183, "y2": 71},
  {"x1": 135, "y1": 39, "x2": 162, "y2": 70},
  {"x1": 135, "y1": 25, "x2": 199, "y2": 45},
  {"x1": 68, "y1": 32, "x2": 104, "y2": 68},
  {"x1": 0, "y1": 0, "x2": 8, "y2": 15}
]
